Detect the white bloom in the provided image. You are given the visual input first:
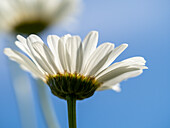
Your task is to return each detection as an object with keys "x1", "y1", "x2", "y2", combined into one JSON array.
[
  {"x1": 0, "y1": 0, "x2": 80, "y2": 34},
  {"x1": 4, "y1": 31, "x2": 147, "y2": 100}
]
